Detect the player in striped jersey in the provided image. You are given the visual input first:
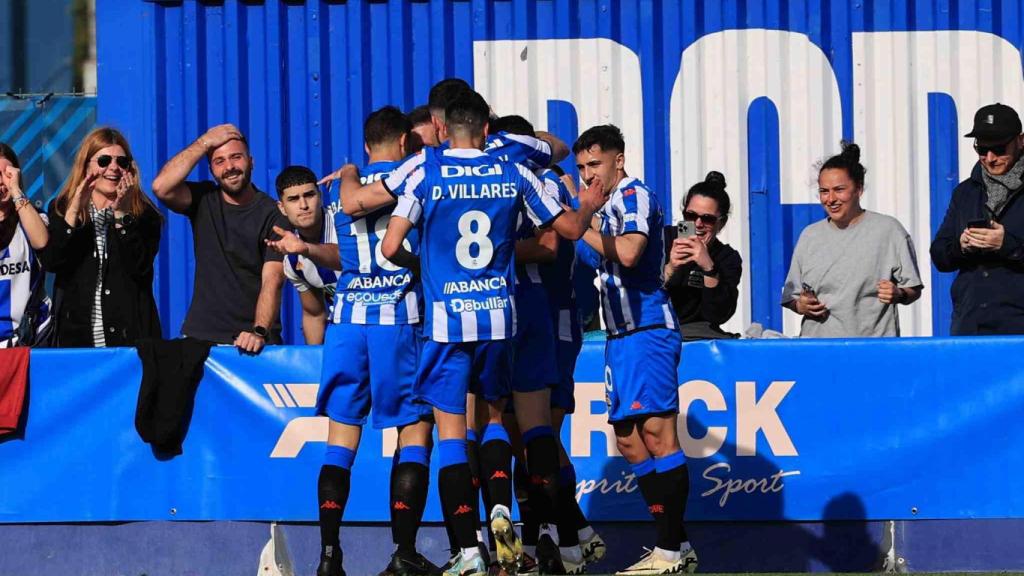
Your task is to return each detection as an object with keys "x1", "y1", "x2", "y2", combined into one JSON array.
[
  {"x1": 0, "y1": 146, "x2": 50, "y2": 348},
  {"x1": 338, "y1": 91, "x2": 604, "y2": 576},
  {"x1": 306, "y1": 107, "x2": 436, "y2": 576},
  {"x1": 573, "y1": 125, "x2": 696, "y2": 575},
  {"x1": 265, "y1": 166, "x2": 340, "y2": 345},
  {"x1": 486, "y1": 115, "x2": 597, "y2": 574}
]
